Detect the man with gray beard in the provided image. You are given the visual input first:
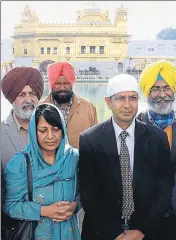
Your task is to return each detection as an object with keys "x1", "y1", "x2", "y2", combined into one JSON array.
[
  {"x1": 137, "y1": 60, "x2": 176, "y2": 240},
  {"x1": 1, "y1": 67, "x2": 44, "y2": 169}
]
